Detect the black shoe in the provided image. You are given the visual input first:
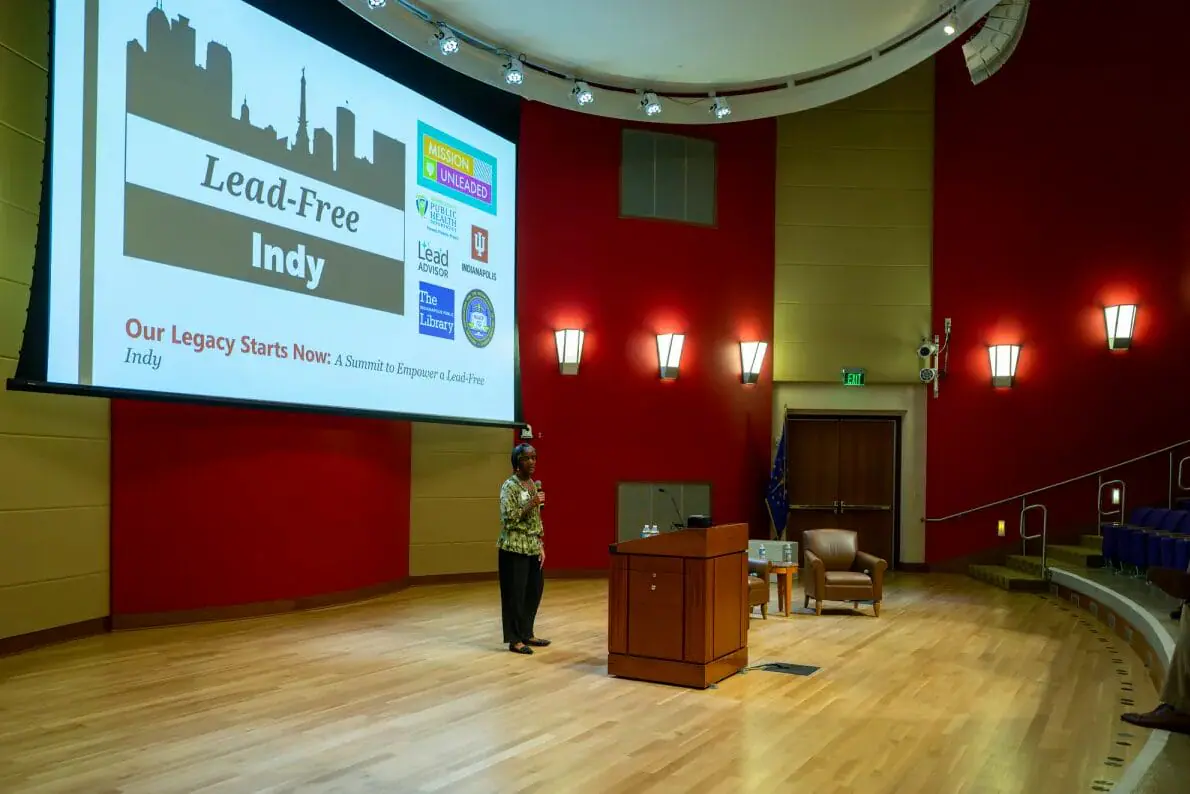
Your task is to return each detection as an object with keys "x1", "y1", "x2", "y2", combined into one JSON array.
[
  {"x1": 526, "y1": 637, "x2": 551, "y2": 647},
  {"x1": 509, "y1": 643, "x2": 533, "y2": 655}
]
